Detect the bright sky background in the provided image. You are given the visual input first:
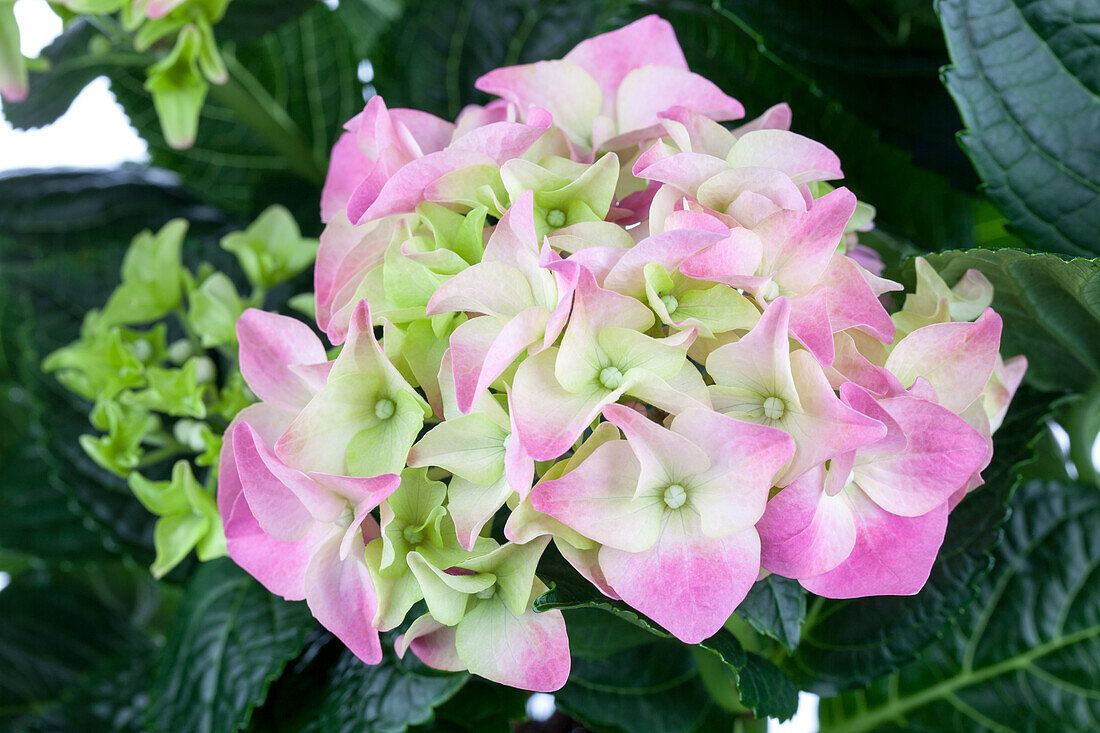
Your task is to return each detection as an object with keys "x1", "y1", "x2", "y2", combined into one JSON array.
[
  {"x1": 0, "y1": 3, "x2": 830, "y2": 729},
  {"x1": 0, "y1": 0, "x2": 147, "y2": 171}
]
